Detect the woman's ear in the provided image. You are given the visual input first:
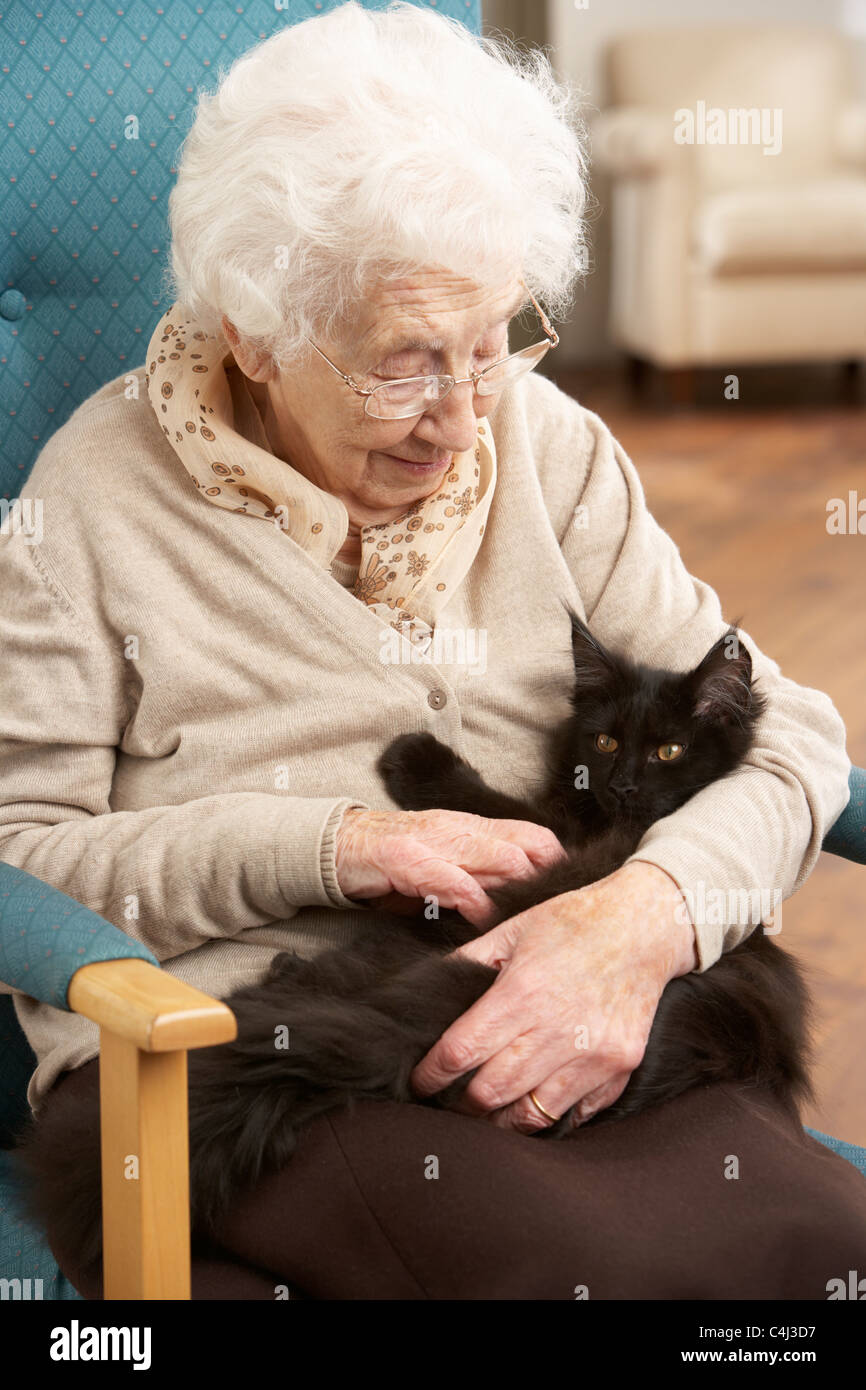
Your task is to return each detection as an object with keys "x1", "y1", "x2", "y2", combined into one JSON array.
[{"x1": 221, "y1": 315, "x2": 275, "y2": 383}]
